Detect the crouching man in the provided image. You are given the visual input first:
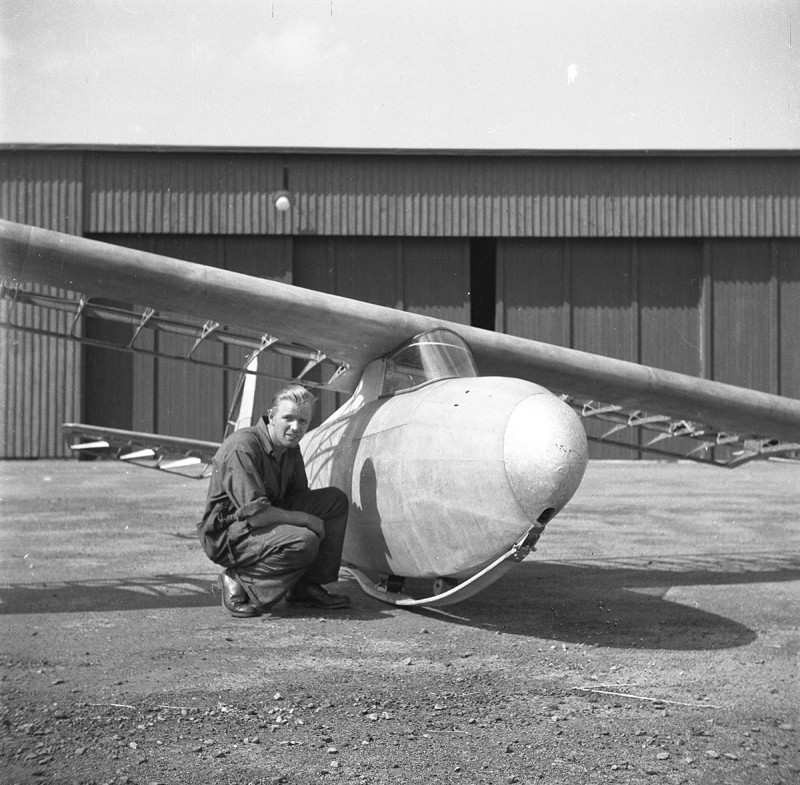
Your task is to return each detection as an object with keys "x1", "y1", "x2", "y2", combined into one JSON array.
[{"x1": 197, "y1": 384, "x2": 350, "y2": 617}]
